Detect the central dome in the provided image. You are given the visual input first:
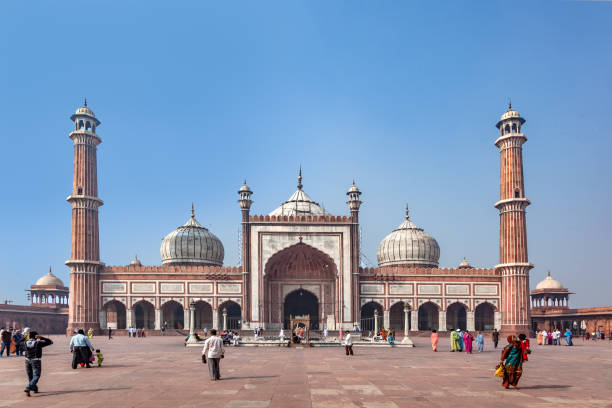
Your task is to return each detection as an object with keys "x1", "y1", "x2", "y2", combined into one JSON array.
[
  {"x1": 377, "y1": 206, "x2": 440, "y2": 268},
  {"x1": 160, "y1": 209, "x2": 224, "y2": 266},
  {"x1": 268, "y1": 168, "x2": 331, "y2": 217}
]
